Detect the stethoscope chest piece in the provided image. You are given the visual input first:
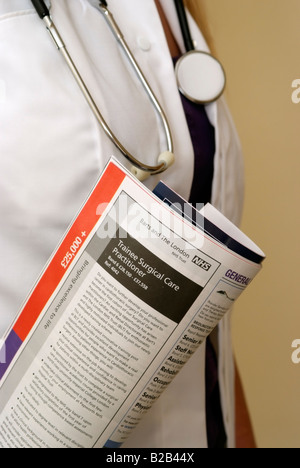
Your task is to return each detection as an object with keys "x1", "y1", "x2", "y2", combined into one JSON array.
[{"x1": 175, "y1": 51, "x2": 226, "y2": 104}]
